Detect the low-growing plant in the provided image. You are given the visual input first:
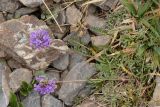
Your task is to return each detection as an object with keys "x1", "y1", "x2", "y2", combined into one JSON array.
[
  {"x1": 121, "y1": 0, "x2": 153, "y2": 19},
  {"x1": 69, "y1": 0, "x2": 160, "y2": 106},
  {"x1": 8, "y1": 92, "x2": 23, "y2": 107},
  {"x1": 19, "y1": 81, "x2": 33, "y2": 97}
]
